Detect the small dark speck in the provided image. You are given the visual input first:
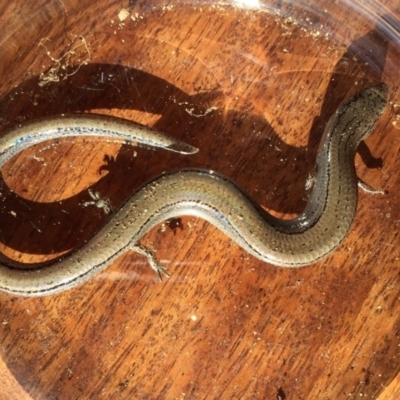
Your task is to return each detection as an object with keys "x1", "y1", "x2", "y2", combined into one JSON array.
[
  {"x1": 167, "y1": 218, "x2": 183, "y2": 234},
  {"x1": 277, "y1": 387, "x2": 286, "y2": 400},
  {"x1": 364, "y1": 370, "x2": 370, "y2": 385},
  {"x1": 118, "y1": 380, "x2": 129, "y2": 389}
]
